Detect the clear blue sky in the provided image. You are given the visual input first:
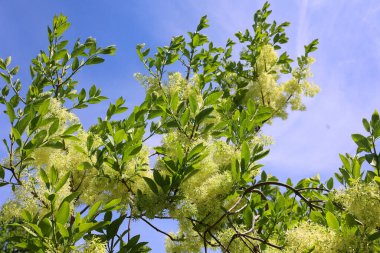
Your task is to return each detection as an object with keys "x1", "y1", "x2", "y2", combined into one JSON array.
[{"x1": 1, "y1": 0, "x2": 380, "y2": 251}]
